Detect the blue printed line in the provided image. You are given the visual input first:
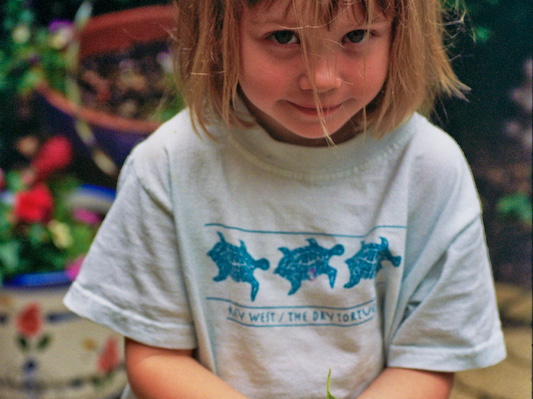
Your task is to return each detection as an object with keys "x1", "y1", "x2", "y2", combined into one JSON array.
[
  {"x1": 207, "y1": 296, "x2": 376, "y2": 311},
  {"x1": 226, "y1": 316, "x2": 375, "y2": 328},
  {"x1": 204, "y1": 223, "x2": 406, "y2": 239}
]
